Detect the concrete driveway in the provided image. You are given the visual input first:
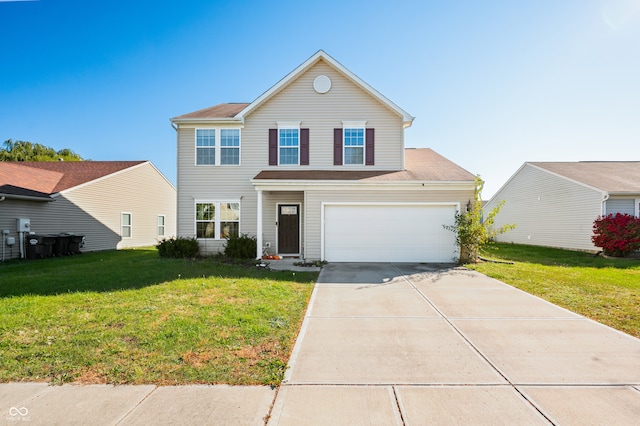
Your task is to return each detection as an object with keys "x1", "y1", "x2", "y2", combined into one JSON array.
[{"x1": 269, "y1": 263, "x2": 640, "y2": 425}]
